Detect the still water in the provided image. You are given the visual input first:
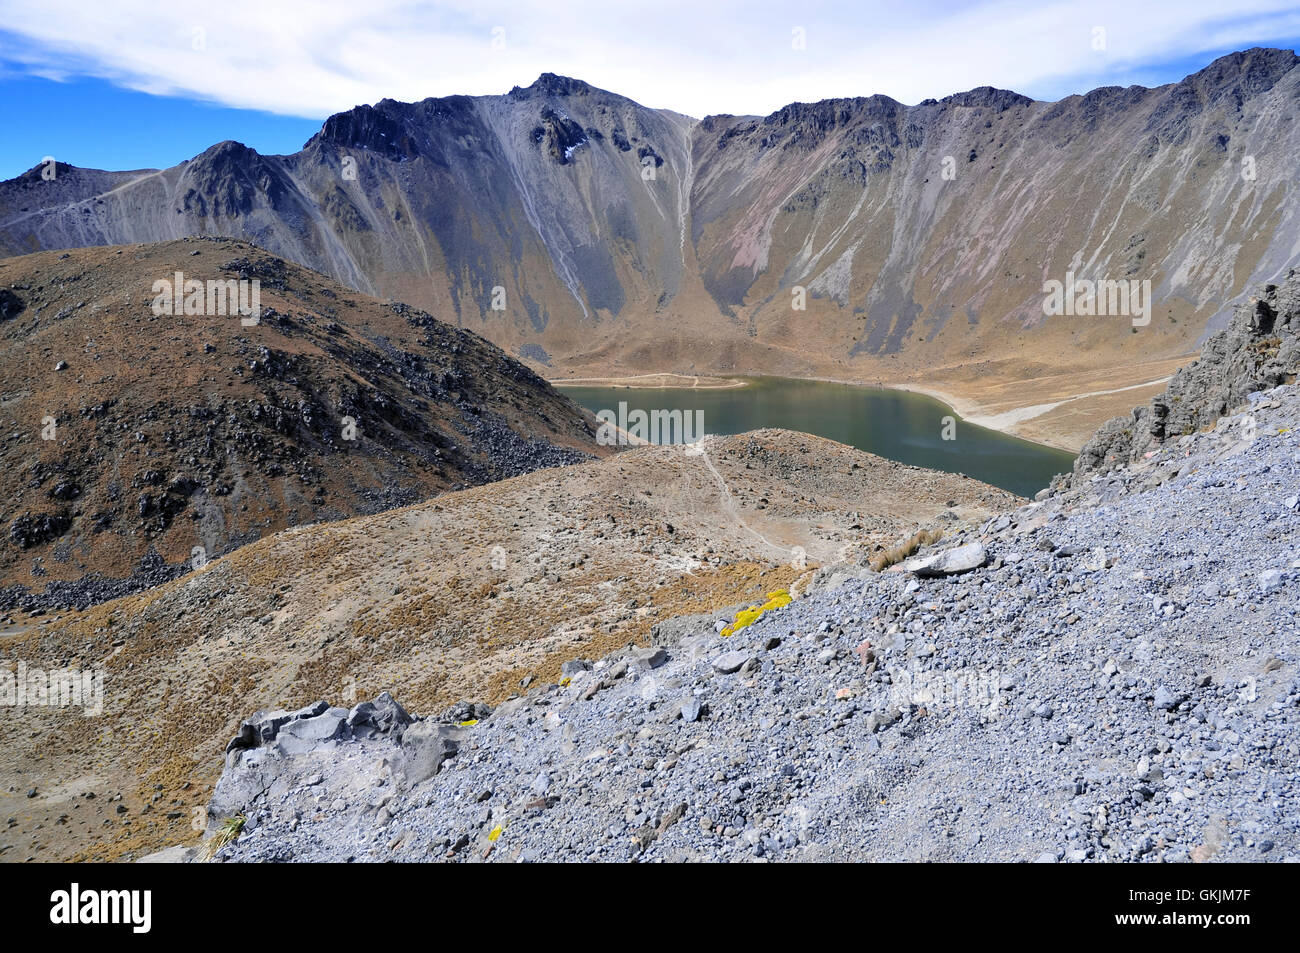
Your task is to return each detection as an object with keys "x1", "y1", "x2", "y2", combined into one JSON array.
[{"x1": 558, "y1": 377, "x2": 1076, "y2": 498}]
